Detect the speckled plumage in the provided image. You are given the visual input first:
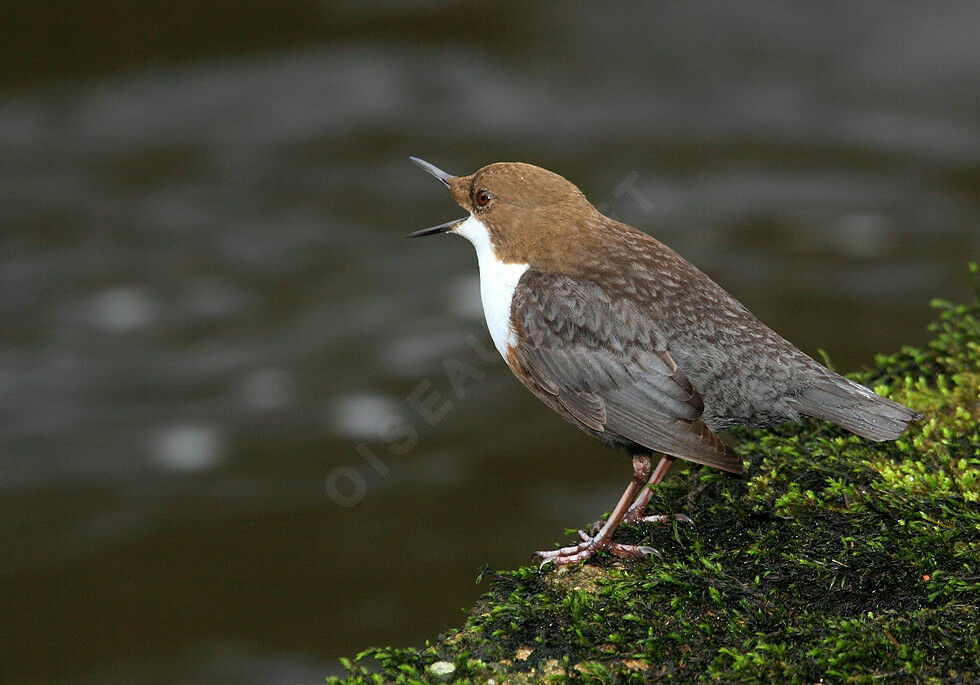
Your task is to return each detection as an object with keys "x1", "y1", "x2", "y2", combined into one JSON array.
[
  {"x1": 439, "y1": 162, "x2": 919, "y2": 471},
  {"x1": 509, "y1": 269, "x2": 742, "y2": 473},
  {"x1": 408, "y1": 157, "x2": 922, "y2": 564},
  {"x1": 509, "y1": 218, "x2": 814, "y2": 436}
]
